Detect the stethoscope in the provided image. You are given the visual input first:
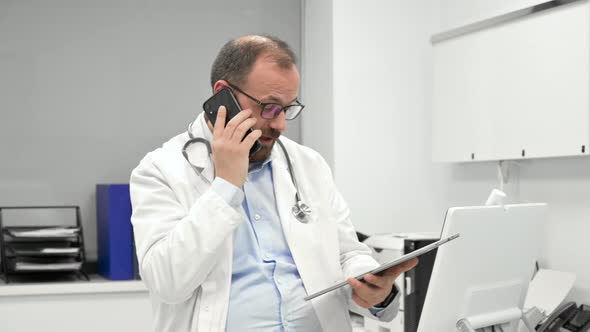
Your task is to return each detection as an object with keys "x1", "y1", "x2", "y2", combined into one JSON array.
[{"x1": 182, "y1": 121, "x2": 312, "y2": 223}]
